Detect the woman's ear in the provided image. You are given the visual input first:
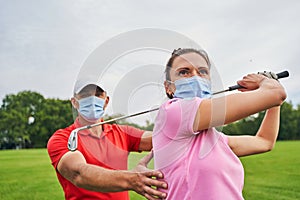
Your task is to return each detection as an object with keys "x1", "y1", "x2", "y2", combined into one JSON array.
[{"x1": 164, "y1": 80, "x2": 175, "y2": 98}]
